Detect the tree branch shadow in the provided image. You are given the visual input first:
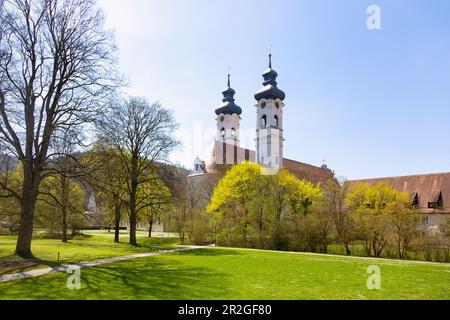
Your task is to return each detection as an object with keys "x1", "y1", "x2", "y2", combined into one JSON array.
[{"x1": 1, "y1": 251, "x2": 237, "y2": 300}]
